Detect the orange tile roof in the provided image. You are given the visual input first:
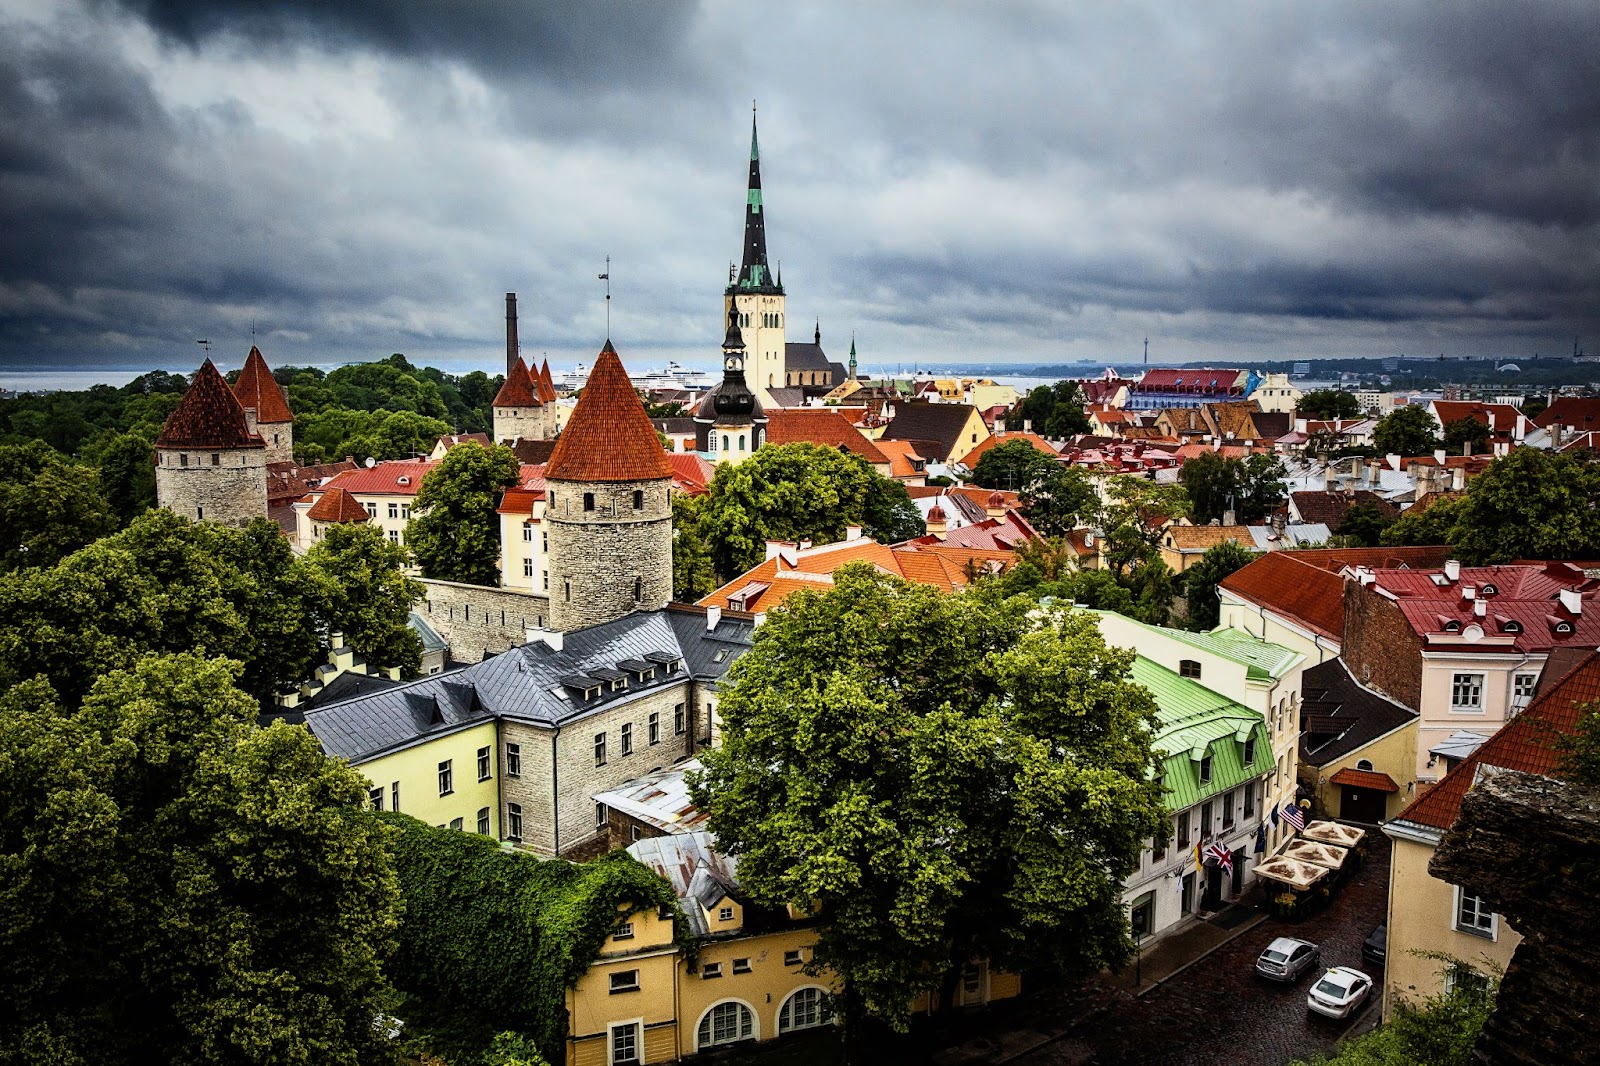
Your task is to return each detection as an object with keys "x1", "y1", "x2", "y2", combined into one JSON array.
[
  {"x1": 493, "y1": 357, "x2": 541, "y2": 407},
  {"x1": 156, "y1": 359, "x2": 265, "y2": 450},
  {"x1": 544, "y1": 342, "x2": 672, "y2": 483},
  {"x1": 1432, "y1": 400, "x2": 1521, "y2": 433},
  {"x1": 764, "y1": 409, "x2": 889, "y2": 463},
  {"x1": 1218, "y1": 546, "x2": 1456, "y2": 639},
  {"x1": 871, "y1": 438, "x2": 927, "y2": 479},
  {"x1": 1327, "y1": 767, "x2": 1399, "y2": 792},
  {"x1": 319, "y1": 459, "x2": 436, "y2": 497},
  {"x1": 666, "y1": 453, "x2": 716, "y2": 495},
  {"x1": 232, "y1": 346, "x2": 293, "y2": 424},
  {"x1": 537, "y1": 359, "x2": 558, "y2": 403},
  {"x1": 1394, "y1": 650, "x2": 1600, "y2": 831},
  {"x1": 954, "y1": 431, "x2": 1058, "y2": 467},
  {"x1": 305, "y1": 487, "x2": 370, "y2": 523}
]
